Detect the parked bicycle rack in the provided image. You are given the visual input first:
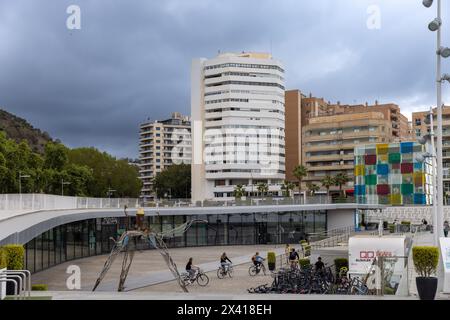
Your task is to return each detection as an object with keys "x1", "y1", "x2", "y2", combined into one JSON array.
[
  {"x1": 0, "y1": 278, "x2": 18, "y2": 300},
  {"x1": 4, "y1": 270, "x2": 31, "y2": 299}
]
